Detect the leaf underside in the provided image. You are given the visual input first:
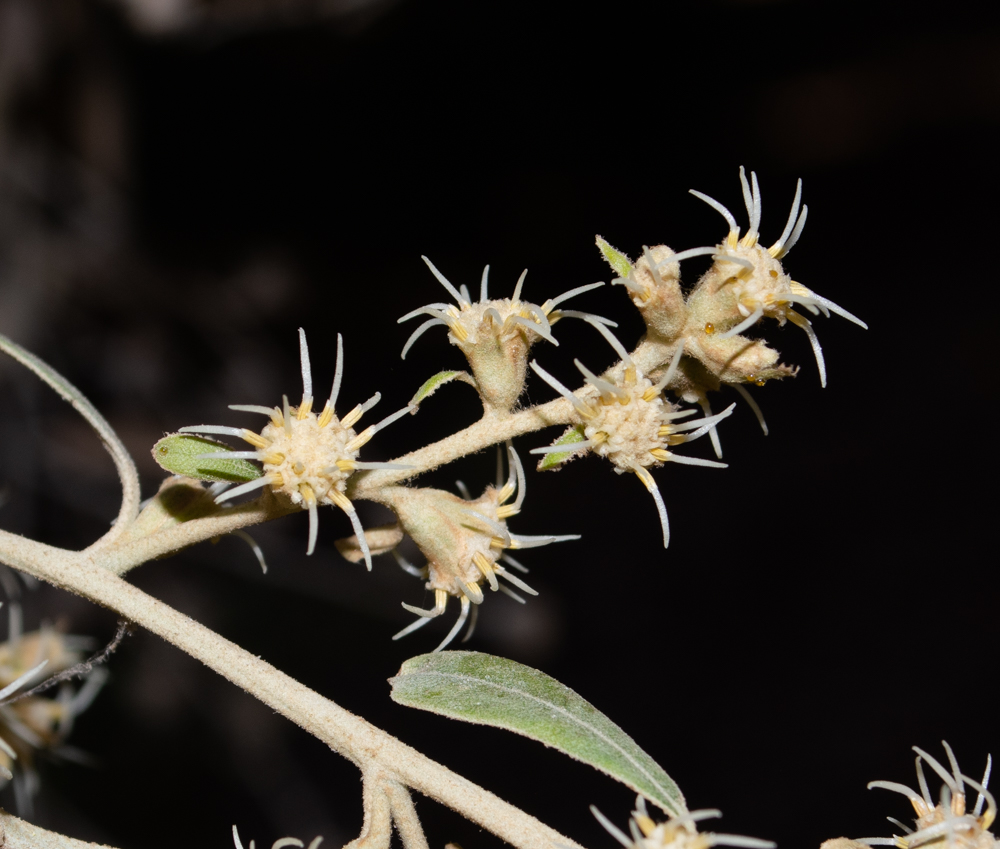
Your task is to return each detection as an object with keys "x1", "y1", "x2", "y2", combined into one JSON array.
[
  {"x1": 389, "y1": 651, "x2": 686, "y2": 816},
  {"x1": 152, "y1": 434, "x2": 262, "y2": 483}
]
